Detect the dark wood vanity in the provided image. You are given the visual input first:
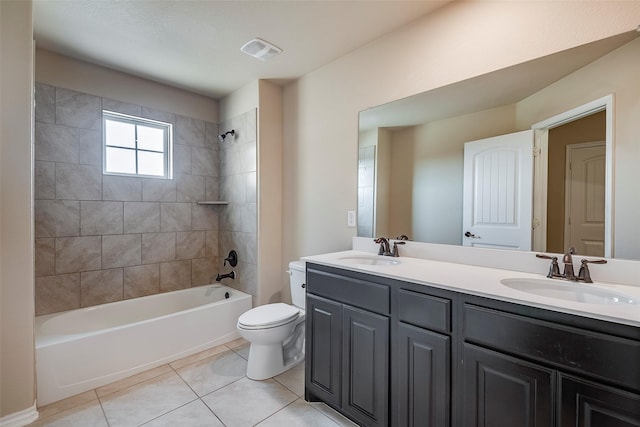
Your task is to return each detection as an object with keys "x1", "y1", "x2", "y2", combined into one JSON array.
[{"x1": 304, "y1": 262, "x2": 640, "y2": 427}]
